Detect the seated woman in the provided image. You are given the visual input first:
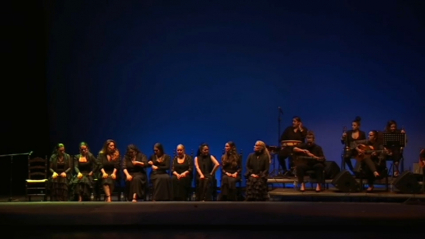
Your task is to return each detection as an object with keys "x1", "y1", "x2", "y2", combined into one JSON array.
[
  {"x1": 341, "y1": 116, "x2": 366, "y2": 175},
  {"x1": 72, "y1": 142, "x2": 99, "y2": 202},
  {"x1": 353, "y1": 130, "x2": 387, "y2": 192},
  {"x1": 419, "y1": 149, "x2": 425, "y2": 178},
  {"x1": 194, "y1": 143, "x2": 220, "y2": 201},
  {"x1": 49, "y1": 143, "x2": 72, "y2": 201},
  {"x1": 122, "y1": 144, "x2": 149, "y2": 202},
  {"x1": 383, "y1": 120, "x2": 407, "y2": 177},
  {"x1": 219, "y1": 141, "x2": 242, "y2": 201},
  {"x1": 293, "y1": 131, "x2": 326, "y2": 192},
  {"x1": 148, "y1": 143, "x2": 172, "y2": 201},
  {"x1": 97, "y1": 139, "x2": 120, "y2": 202},
  {"x1": 171, "y1": 144, "x2": 193, "y2": 201},
  {"x1": 245, "y1": 140, "x2": 270, "y2": 201}
]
